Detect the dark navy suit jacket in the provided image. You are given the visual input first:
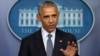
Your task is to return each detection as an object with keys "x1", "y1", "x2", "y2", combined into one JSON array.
[{"x1": 18, "y1": 29, "x2": 79, "y2": 56}]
